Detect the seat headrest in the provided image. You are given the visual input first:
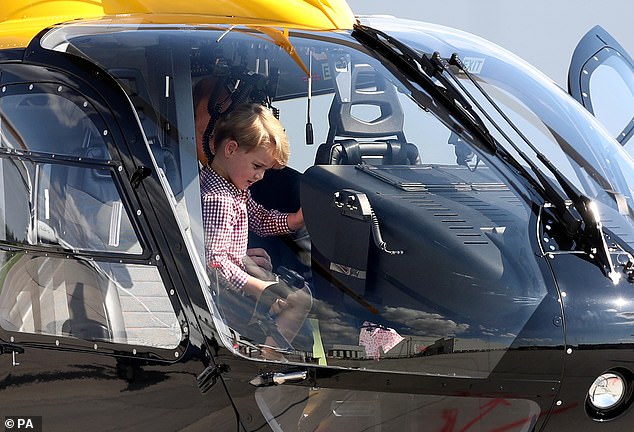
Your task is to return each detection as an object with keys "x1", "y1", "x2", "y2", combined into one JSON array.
[
  {"x1": 327, "y1": 64, "x2": 405, "y2": 143},
  {"x1": 315, "y1": 139, "x2": 420, "y2": 165}
]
